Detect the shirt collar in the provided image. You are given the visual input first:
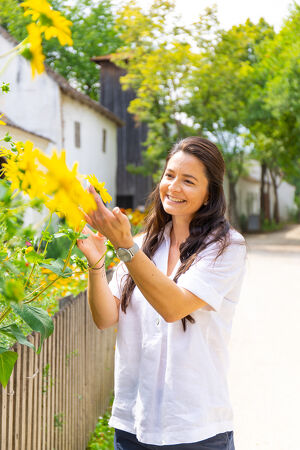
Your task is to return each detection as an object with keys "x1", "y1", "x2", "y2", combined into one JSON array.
[{"x1": 163, "y1": 221, "x2": 173, "y2": 241}]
